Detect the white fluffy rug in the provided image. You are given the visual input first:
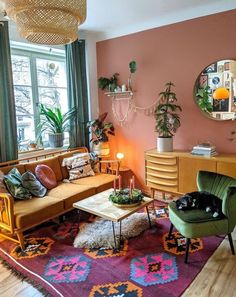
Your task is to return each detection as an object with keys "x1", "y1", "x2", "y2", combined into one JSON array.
[{"x1": 73, "y1": 213, "x2": 156, "y2": 249}]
